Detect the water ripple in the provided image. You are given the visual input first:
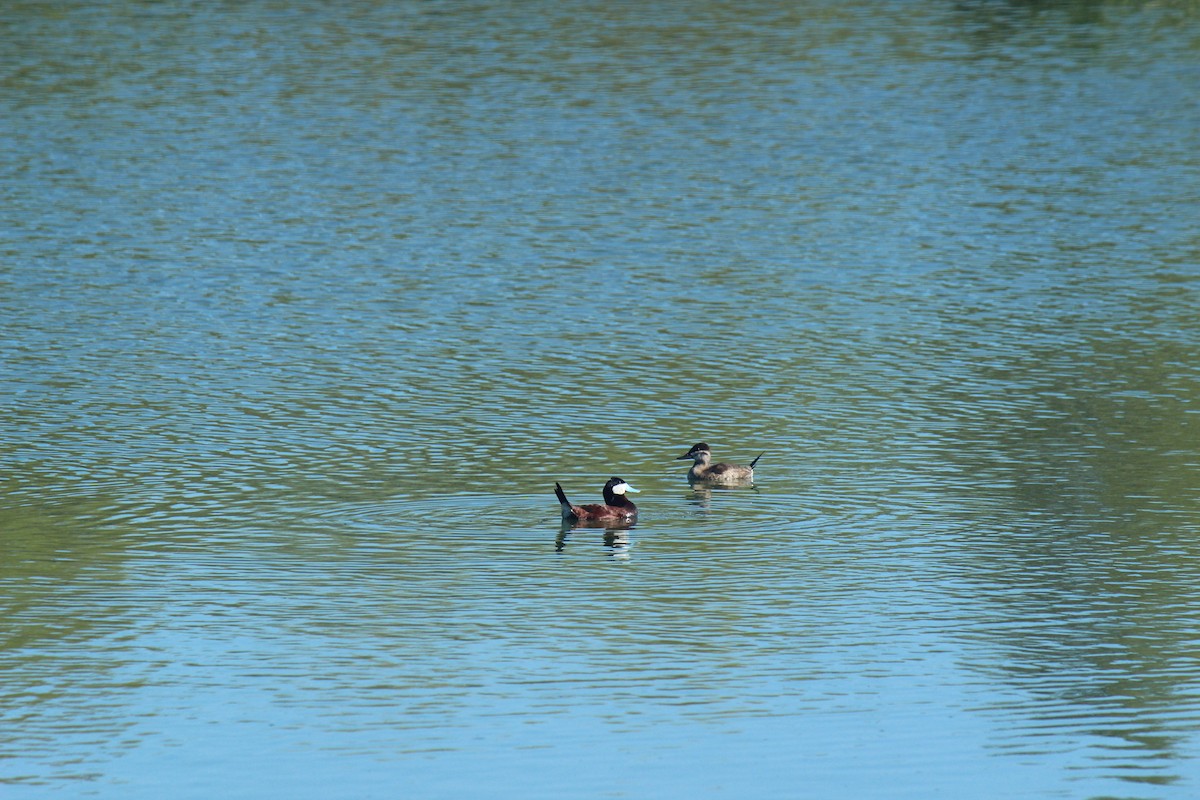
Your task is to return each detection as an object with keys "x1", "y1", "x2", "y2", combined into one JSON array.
[{"x1": 4, "y1": 0, "x2": 1200, "y2": 797}]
